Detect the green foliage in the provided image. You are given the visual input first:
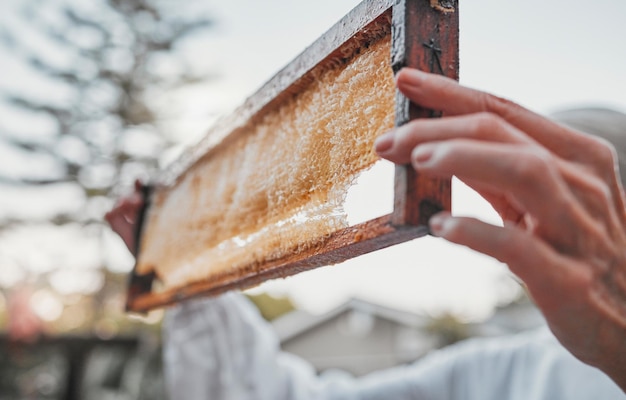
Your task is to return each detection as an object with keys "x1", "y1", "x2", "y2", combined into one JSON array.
[
  {"x1": 426, "y1": 313, "x2": 469, "y2": 346},
  {"x1": 246, "y1": 293, "x2": 296, "y2": 321}
]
